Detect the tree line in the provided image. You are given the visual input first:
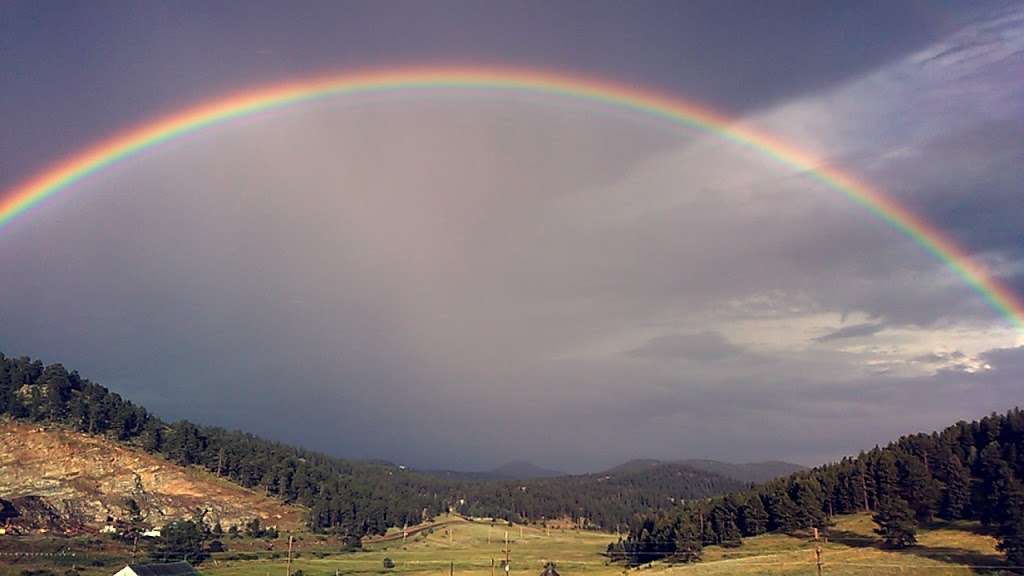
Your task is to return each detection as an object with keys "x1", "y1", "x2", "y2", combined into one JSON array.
[
  {"x1": 617, "y1": 408, "x2": 1024, "y2": 571},
  {"x1": 0, "y1": 353, "x2": 743, "y2": 541}
]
